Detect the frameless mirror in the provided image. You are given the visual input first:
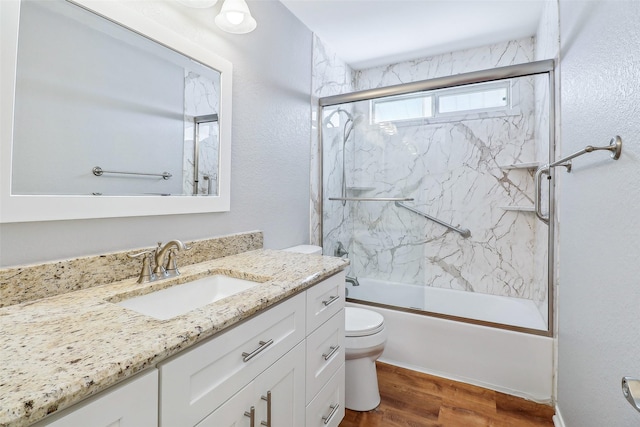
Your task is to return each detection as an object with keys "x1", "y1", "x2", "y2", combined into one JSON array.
[{"x1": 0, "y1": 0, "x2": 232, "y2": 222}]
